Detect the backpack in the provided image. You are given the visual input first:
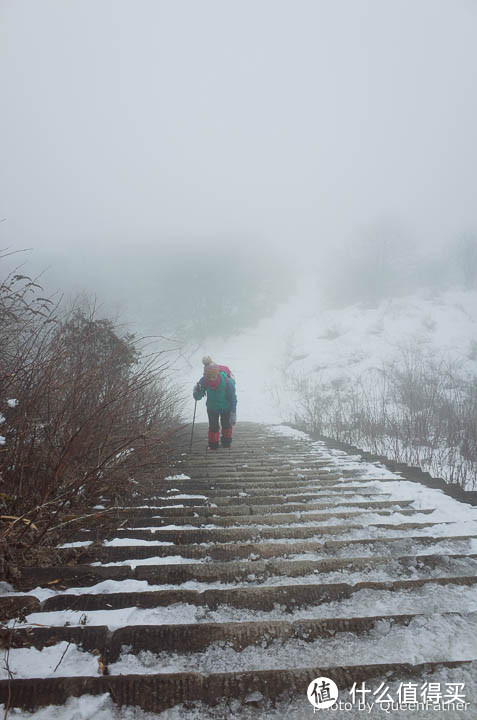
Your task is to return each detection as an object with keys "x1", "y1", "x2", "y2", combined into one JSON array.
[
  {"x1": 225, "y1": 374, "x2": 236, "y2": 406},
  {"x1": 218, "y1": 364, "x2": 233, "y2": 379}
]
